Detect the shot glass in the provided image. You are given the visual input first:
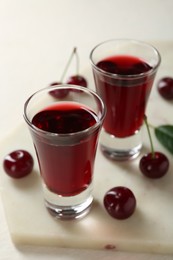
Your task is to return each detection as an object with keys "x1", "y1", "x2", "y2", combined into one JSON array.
[
  {"x1": 90, "y1": 39, "x2": 161, "y2": 160},
  {"x1": 24, "y1": 85, "x2": 105, "y2": 219}
]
